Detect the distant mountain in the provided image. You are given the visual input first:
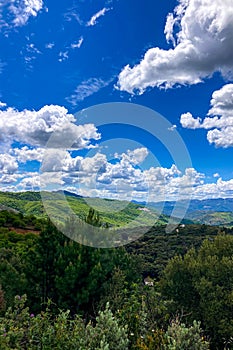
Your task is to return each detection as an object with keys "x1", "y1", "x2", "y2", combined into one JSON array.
[
  {"x1": 146, "y1": 198, "x2": 233, "y2": 227},
  {"x1": 54, "y1": 190, "x2": 84, "y2": 198},
  {"x1": 146, "y1": 198, "x2": 233, "y2": 213},
  {"x1": 185, "y1": 210, "x2": 233, "y2": 226}
]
